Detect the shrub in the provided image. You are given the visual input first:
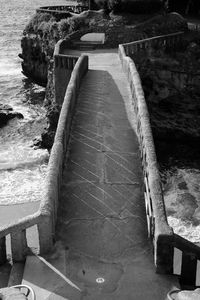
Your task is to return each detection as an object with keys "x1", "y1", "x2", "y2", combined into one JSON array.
[
  {"x1": 24, "y1": 13, "x2": 56, "y2": 34},
  {"x1": 38, "y1": 21, "x2": 51, "y2": 36},
  {"x1": 58, "y1": 19, "x2": 70, "y2": 36},
  {"x1": 67, "y1": 16, "x2": 86, "y2": 32}
]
